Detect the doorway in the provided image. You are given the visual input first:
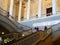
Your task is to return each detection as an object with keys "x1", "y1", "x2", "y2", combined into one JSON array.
[{"x1": 46, "y1": 7, "x2": 52, "y2": 16}]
